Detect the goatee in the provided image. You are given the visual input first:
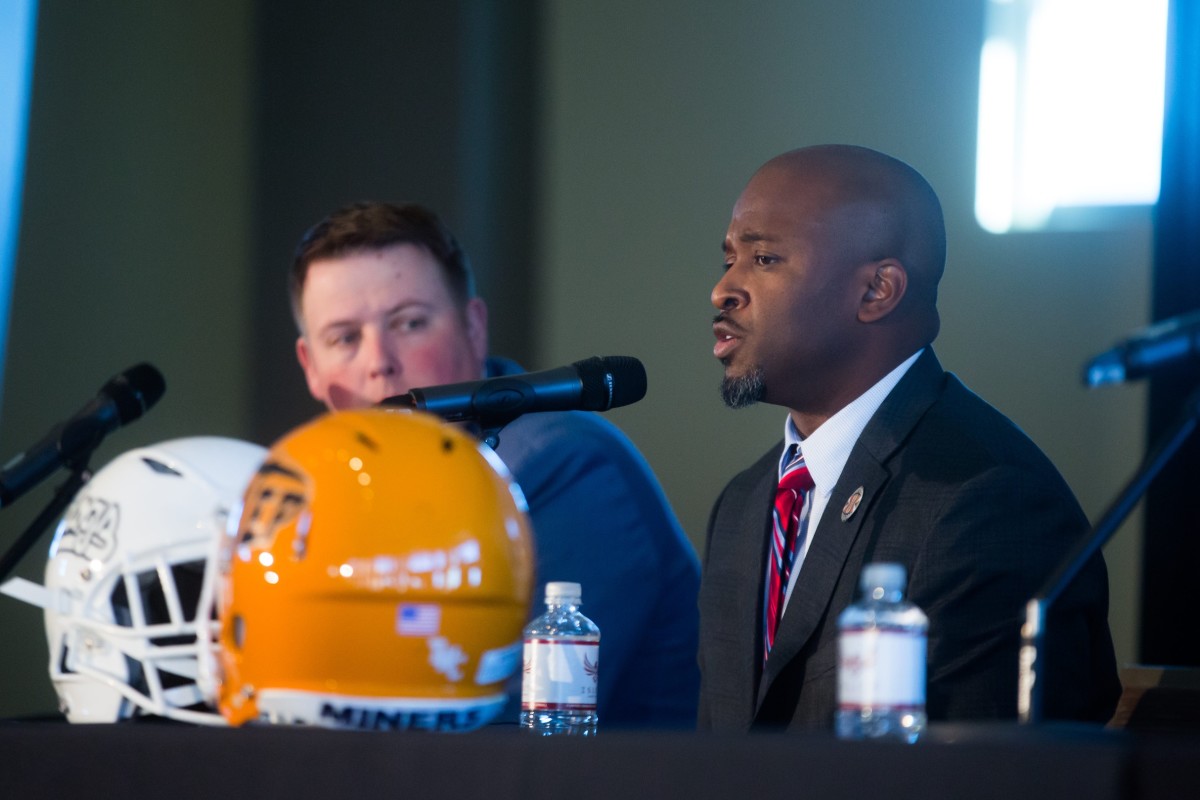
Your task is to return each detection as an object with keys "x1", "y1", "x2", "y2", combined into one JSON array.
[{"x1": 720, "y1": 365, "x2": 766, "y2": 409}]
